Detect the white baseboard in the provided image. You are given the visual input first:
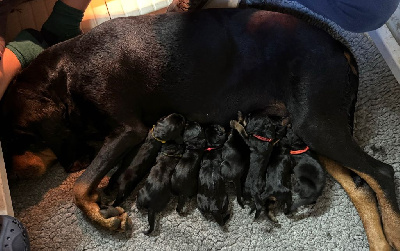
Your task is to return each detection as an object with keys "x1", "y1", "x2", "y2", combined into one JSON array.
[{"x1": 368, "y1": 24, "x2": 400, "y2": 84}]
